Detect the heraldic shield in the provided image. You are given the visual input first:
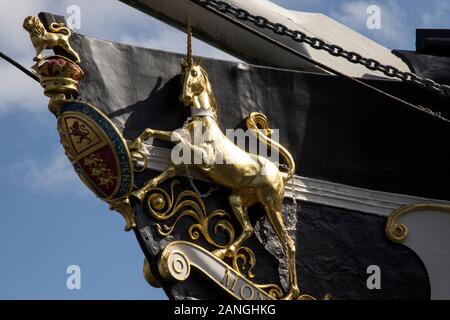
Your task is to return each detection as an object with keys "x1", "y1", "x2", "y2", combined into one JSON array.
[{"x1": 57, "y1": 102, "x2": 133, "y2": 201}]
